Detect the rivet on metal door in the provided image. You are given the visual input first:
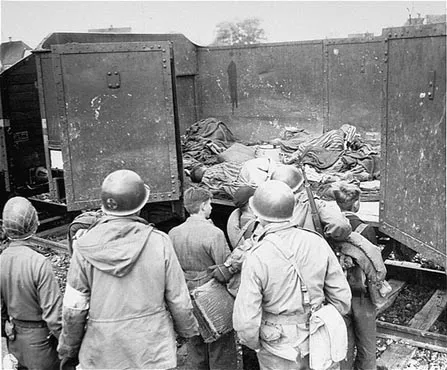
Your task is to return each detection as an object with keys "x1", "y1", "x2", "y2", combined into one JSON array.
[
  {"x1": 107, "y1": 71, "x2": 121, "y2": 89},
  {"x1": 428, "y1": 71, "x2": 435, "y2": 100}
]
